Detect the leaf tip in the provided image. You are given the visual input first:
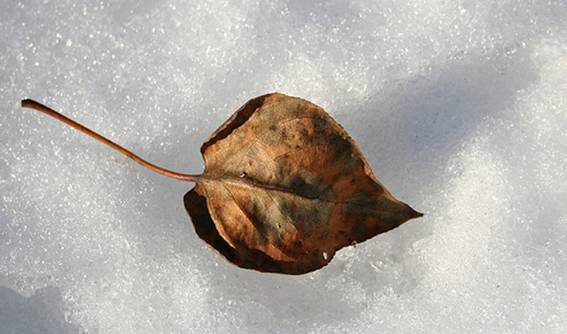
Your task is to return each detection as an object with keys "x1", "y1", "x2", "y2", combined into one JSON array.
[{"x1": 404, "y1": 203, "x2": 424, "y2": 220}]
